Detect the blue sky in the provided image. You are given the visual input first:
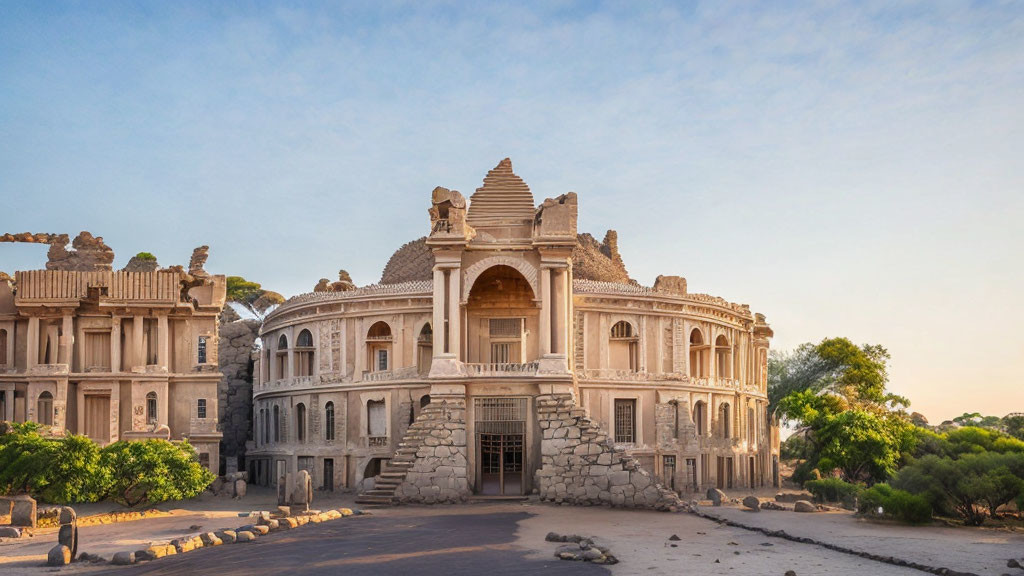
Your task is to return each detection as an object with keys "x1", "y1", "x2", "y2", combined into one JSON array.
[{"x1": 1, "y1": 1, "x2": 1022, "y2": 422}]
